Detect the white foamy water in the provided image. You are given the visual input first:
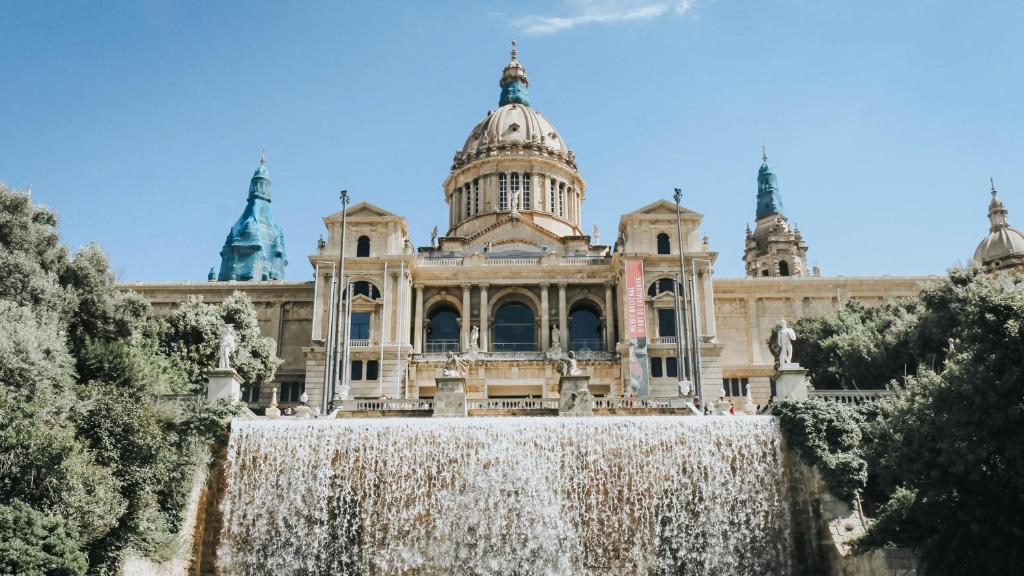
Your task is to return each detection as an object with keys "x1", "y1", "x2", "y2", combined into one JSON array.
[{"x1": 217, "y1": 416, "x2": 793, "y2": 575}]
